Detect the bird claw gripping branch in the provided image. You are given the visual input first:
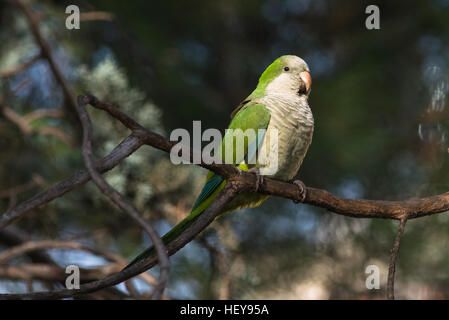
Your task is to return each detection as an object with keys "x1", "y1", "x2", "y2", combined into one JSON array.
[{"x1": 292, "y1": 180, "x2": 307, "y2": 203}]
